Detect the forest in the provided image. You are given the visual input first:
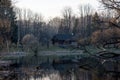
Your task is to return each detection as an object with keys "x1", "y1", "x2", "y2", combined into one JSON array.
[
  {"x1": 0, "y1": 0, "x2": 120, "y2": 53},
  {"x1": 0, "y1": 0, "x2": 120, "y2": 80}
]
